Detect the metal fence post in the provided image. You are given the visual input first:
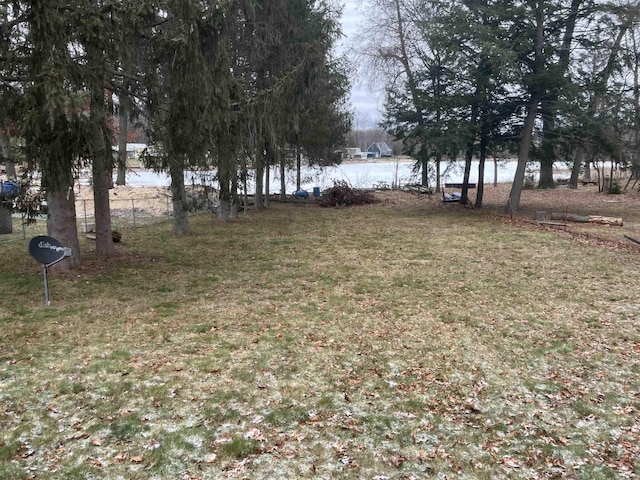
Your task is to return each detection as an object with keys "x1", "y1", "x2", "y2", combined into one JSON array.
[{"x1": 131, "y1": 199, "x2": 136, "y2": 227}]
